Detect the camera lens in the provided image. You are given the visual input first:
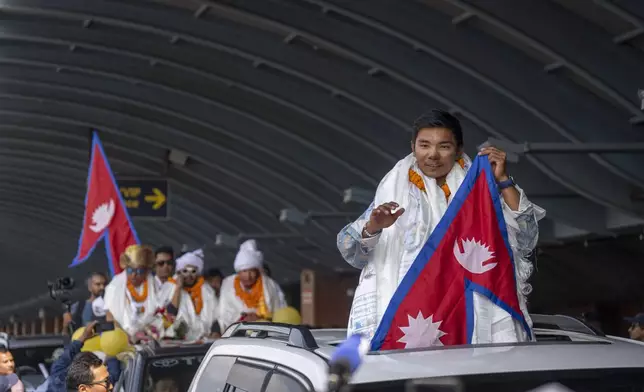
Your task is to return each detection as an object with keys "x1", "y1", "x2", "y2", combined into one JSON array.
[{"x1": 59, "y1": 277, "x2": 75, "y2": 290}]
